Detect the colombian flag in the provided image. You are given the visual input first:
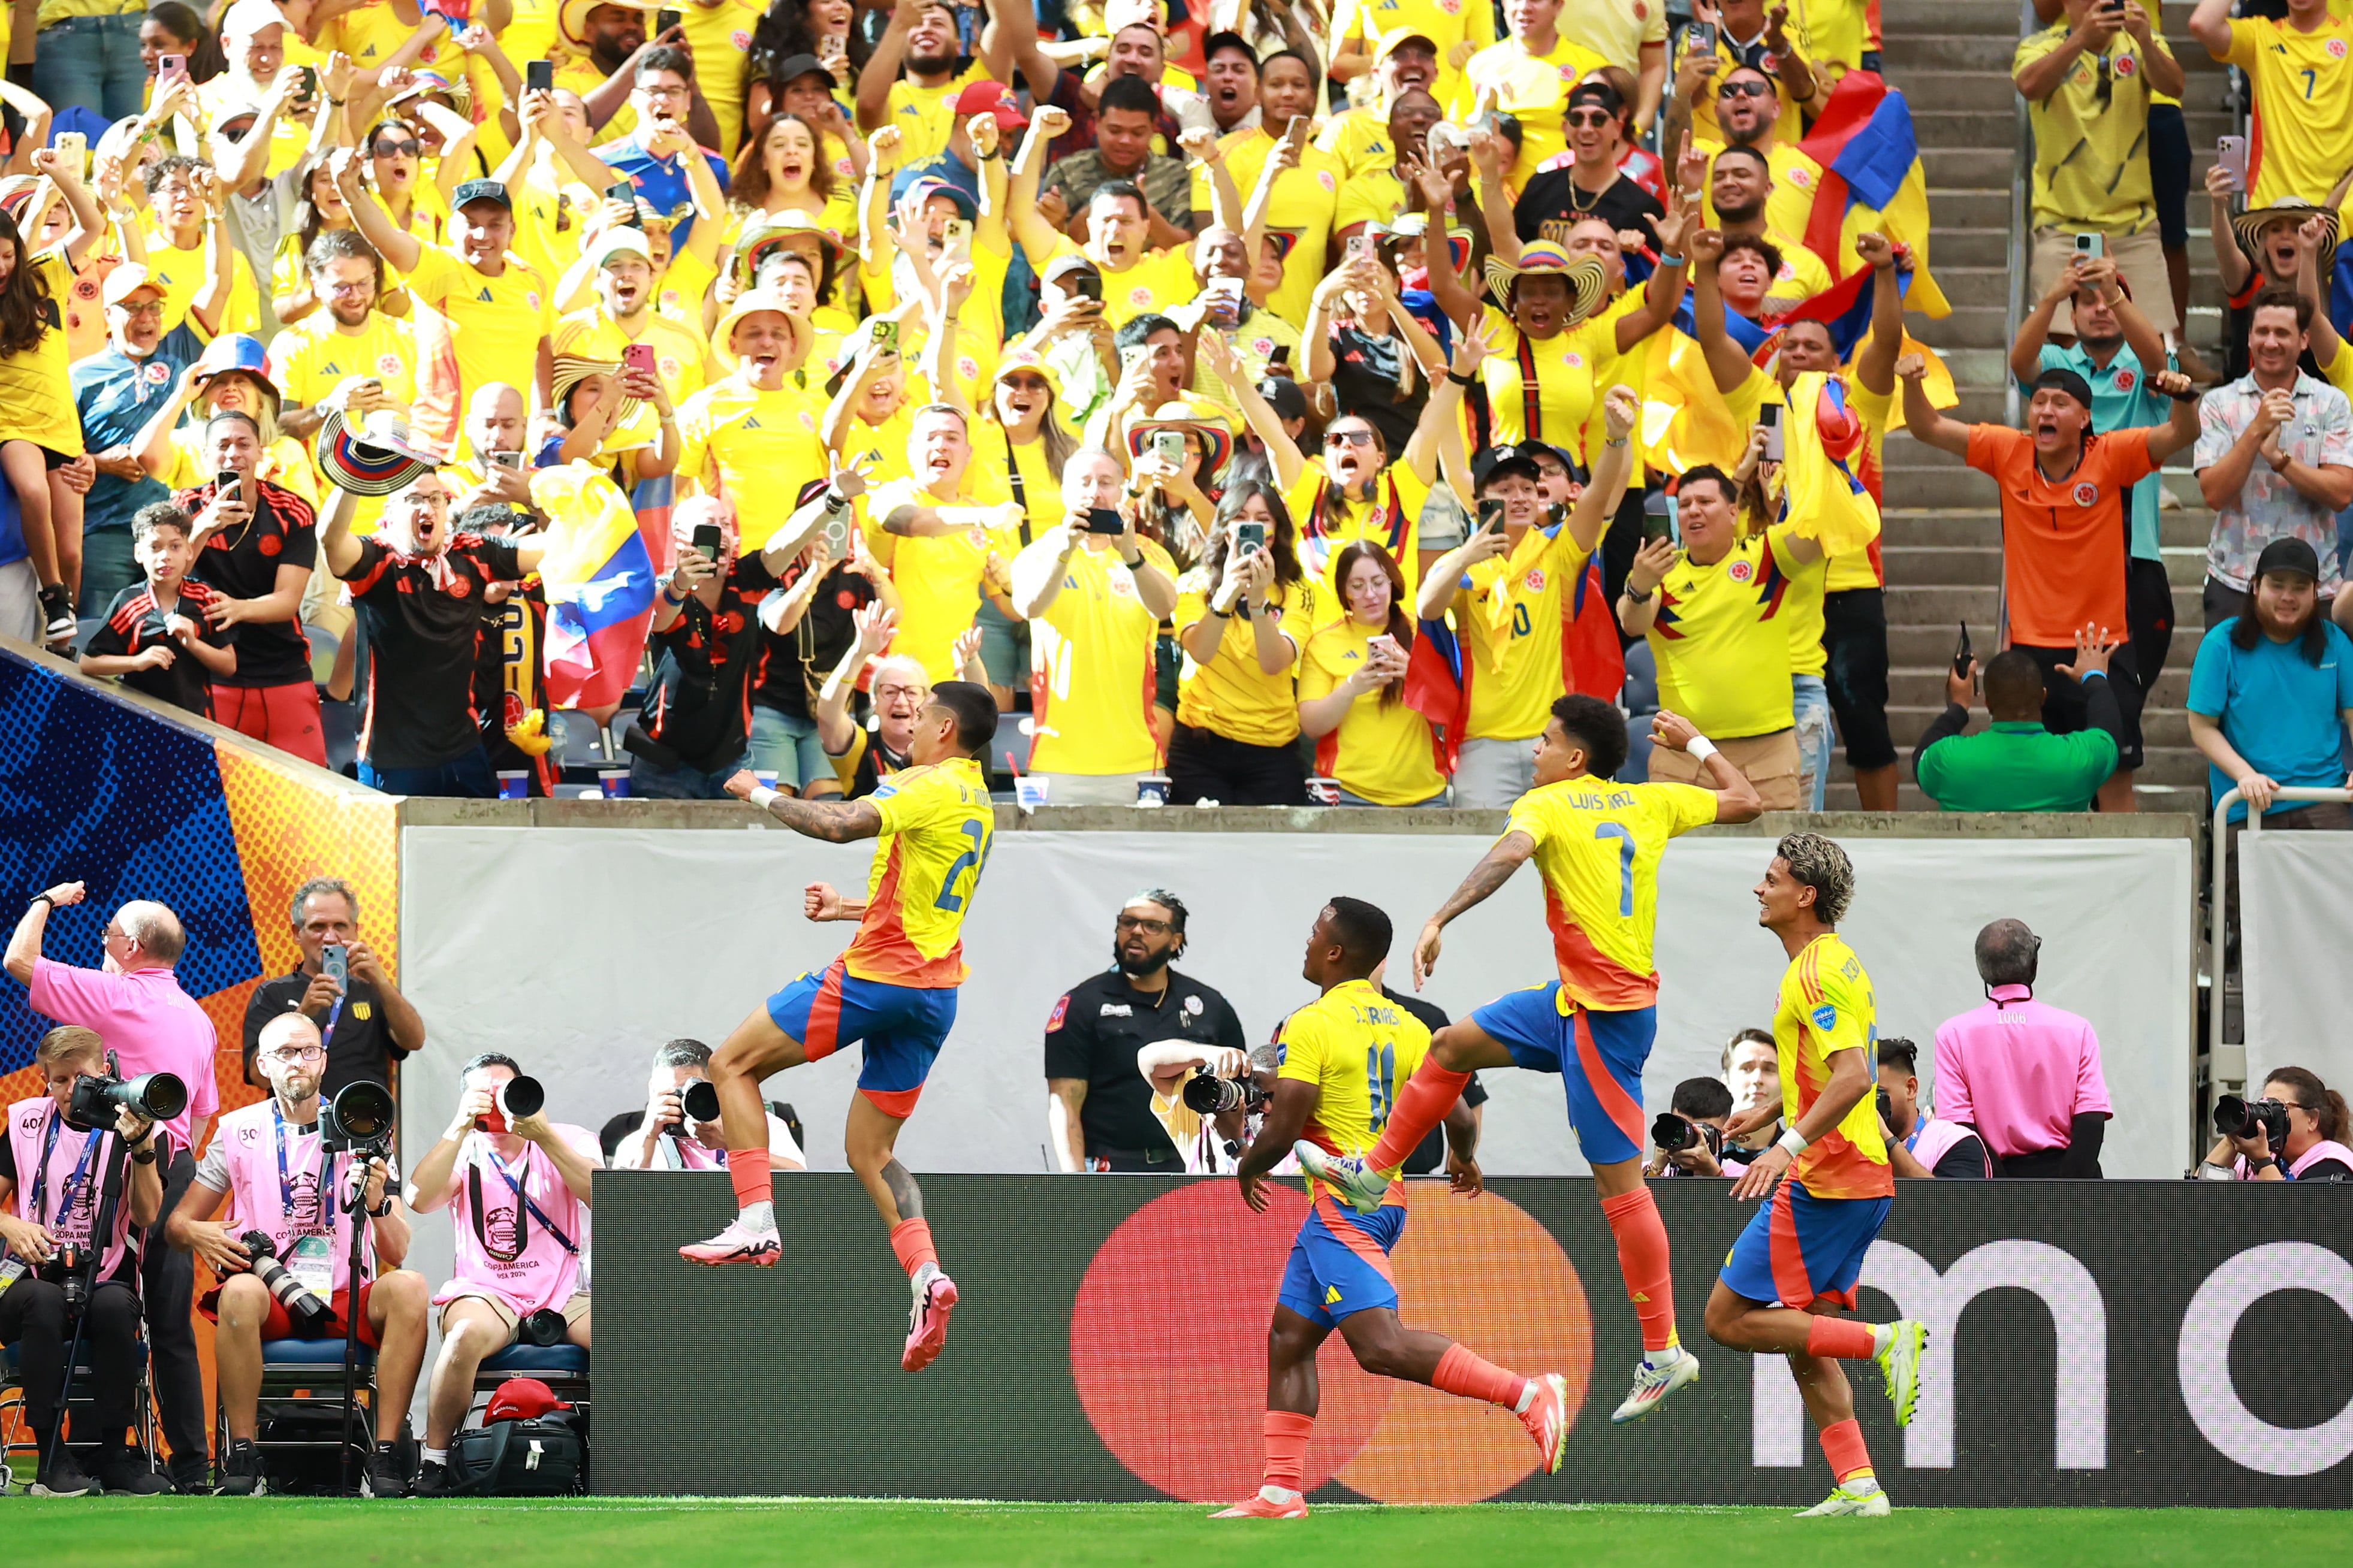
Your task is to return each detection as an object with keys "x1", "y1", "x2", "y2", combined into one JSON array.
[
  {"x1": 1404, "y1": 615, "x2": 1470, "y2": 777},
  {"x1": 1793, "y1": 70, "x2": 1949, "y2": 319},
  {"x1": 530, "y1": 462, "x2": 660, "y2": 710},
  {"x1": 1776, "y1": 373, "x2": 1882, "y2": 561}
]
